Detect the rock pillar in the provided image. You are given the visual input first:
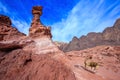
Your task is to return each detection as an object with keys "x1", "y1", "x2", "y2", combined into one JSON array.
[{"x1": 29, "y1": 6, "x2": 52, "y2": 38}]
